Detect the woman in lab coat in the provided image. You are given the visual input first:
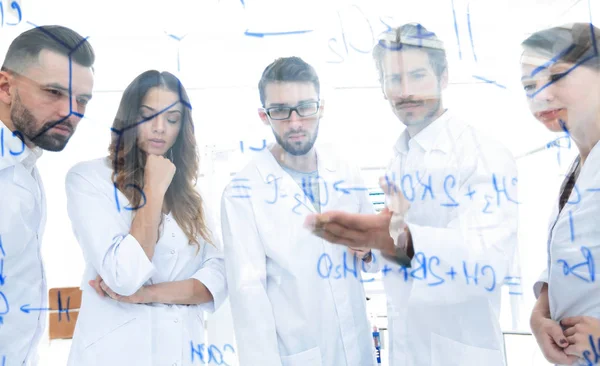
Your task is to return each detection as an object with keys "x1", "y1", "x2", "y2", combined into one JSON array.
[
  {"x1": 523, "y1": 23, "x2": 600, "y2": 365},
  {"x1": 65, "y1": 70, "x2": 227, "y2": 366}
]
